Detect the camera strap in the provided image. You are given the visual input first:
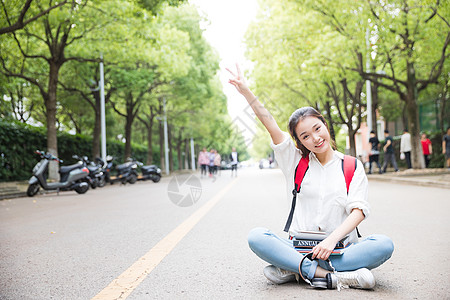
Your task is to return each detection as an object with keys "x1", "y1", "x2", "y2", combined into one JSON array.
[{"x1": 298, "y1": 252, "x2": 340, "y2": 290}]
